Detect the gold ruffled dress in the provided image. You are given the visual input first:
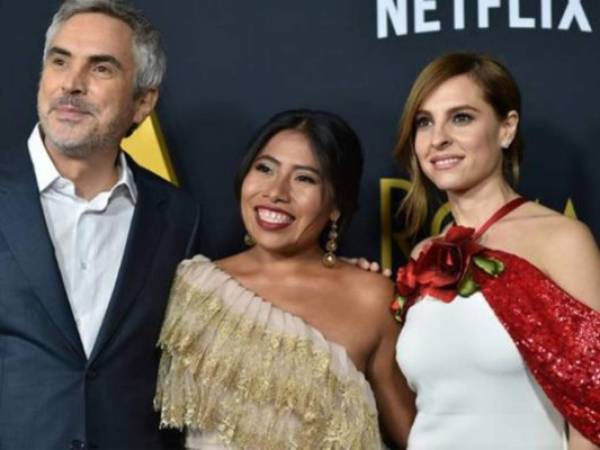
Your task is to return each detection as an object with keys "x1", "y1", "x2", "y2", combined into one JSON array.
[{"x1": 154, "y1": 255, "x2": 384, "y2": 450}]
